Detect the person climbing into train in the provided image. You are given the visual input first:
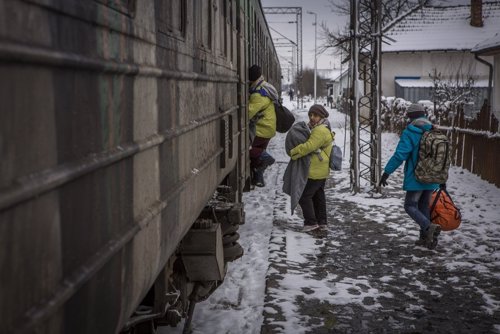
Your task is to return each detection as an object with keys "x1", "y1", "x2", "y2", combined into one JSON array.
[
  {"x1": 248, "y1": 64, "x2": 277, "y2": 187},
  {"x1": 379, "y1": 103, "x2": 441, "y2": 249},
  {"x1": 286, "y1": 104, "x2": 333, "y2": 232}
]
